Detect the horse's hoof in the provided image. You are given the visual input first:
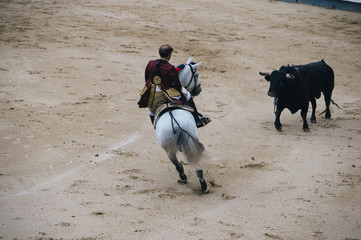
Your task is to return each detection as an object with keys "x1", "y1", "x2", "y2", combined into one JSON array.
[
  {"x1": 303, "y1": 128, "x2": 309, "y2": 132},
  {"x1": 200, "y1": 179, "x2": 209, "y2": 194},
  {"x1": 177, "y1": 179, "x2": 187, "y2": 184},
  {"x1": 310, "y1": 119, "x2": 316, "y2": 123},
  {"x1": 202, "y1": 187, "x2": 209, "y2": 194},
  {"x1": 178, "y1": 173, "x2": 187, "y2": 184}
]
